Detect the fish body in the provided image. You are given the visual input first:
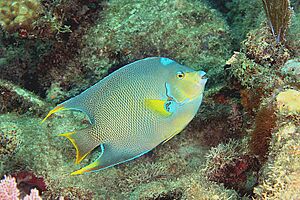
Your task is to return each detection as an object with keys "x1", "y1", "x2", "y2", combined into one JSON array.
[{"x1": 43, "y1": 57, "x2": 207, "y2": 175}]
